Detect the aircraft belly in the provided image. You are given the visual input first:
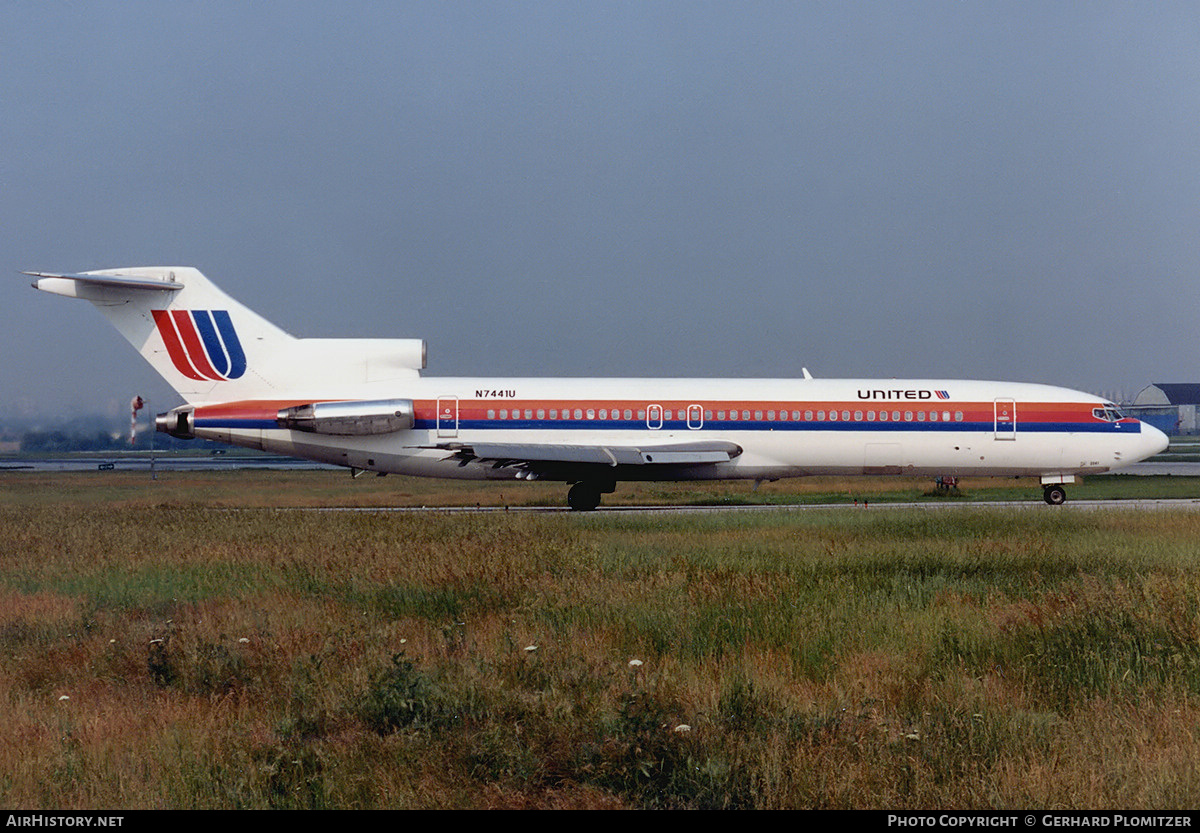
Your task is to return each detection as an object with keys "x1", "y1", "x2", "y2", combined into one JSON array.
[
  {"x1": 240, "y1": 425, "x2": 1133, "y2": 482},
  {"x1": 194, "y1": 427, "x2": 264, "y2": 451},
  {"x1": 253, "y1": 429, "x2": 430, "y2": 475},
  {"x1": 745, "y1": 430, "x2": 1091, "y2": 478},
  {"x1": 863, "y1": 442, "x2": 904, "y2": 475}
]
